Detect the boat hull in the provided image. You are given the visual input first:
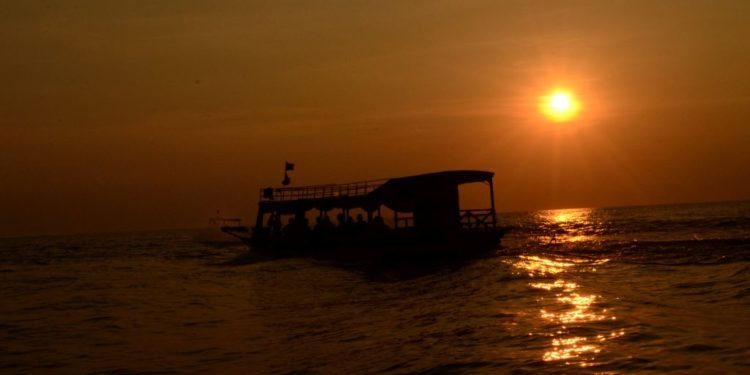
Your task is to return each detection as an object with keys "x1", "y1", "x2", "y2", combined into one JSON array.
[{"x1": 239, "y1": 230, "x2": 504, "y2": 262}]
